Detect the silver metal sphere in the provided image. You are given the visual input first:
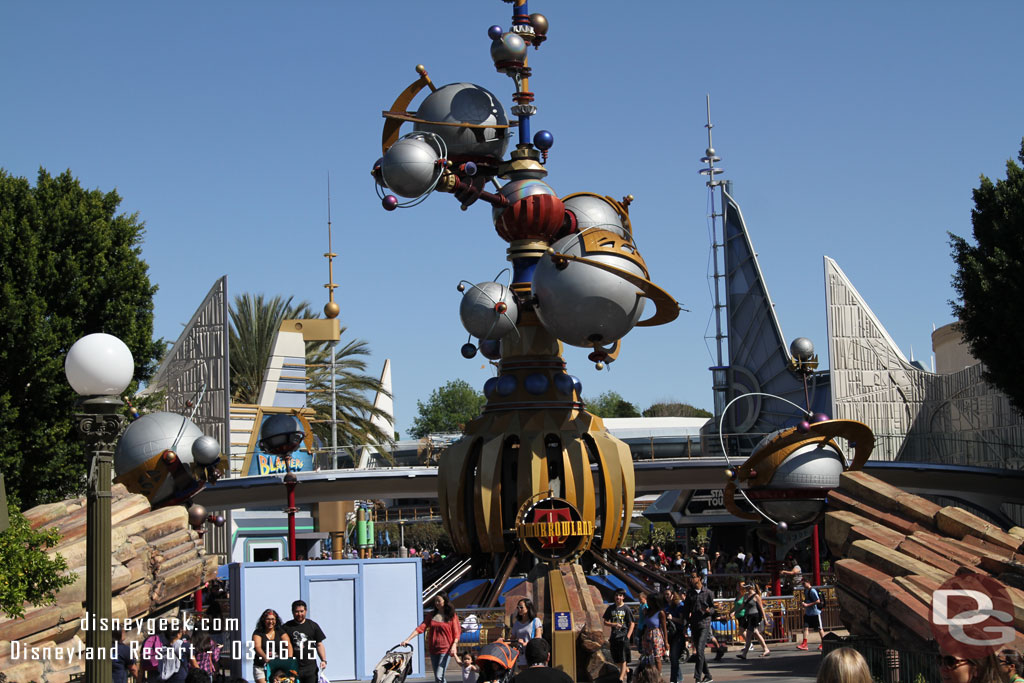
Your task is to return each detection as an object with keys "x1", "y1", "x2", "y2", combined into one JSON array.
[
  {"x1": 533, "y1": 231, "x2": 647, "y2": 347},
  {"x1": 758, "y1": 441, "x2": 844, "y2": 526},
  {"x1": 259, "y1": 414, "x2": 305, "y2": 455},
  {"x1": 562, "y1": 195, "x2": 628, "y2": 237},
  {"x1": 380, "y1": 134, "x2": 442, "y2": 198},
  {"x1": 187, "y1": 504, "x2": 208, "y2": 528},
  {"x1": 413, "y1": 83, "x2": 509, "y2": 160},
  {"x1": 490, "y1": 32, "x2": 527, "y2": 67},
  {"x1": 191, "y1": 435, "x2": 221, "y2": 466},
  {"x1": 790, "y1": 337, "x2": 815, "y2": 361},
  {"x1": 115, "y1": 411, "x2": 201, "y2": 475},
  {"x1": 459, "y1": 281, "x2": 519, "y2": 340}
]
